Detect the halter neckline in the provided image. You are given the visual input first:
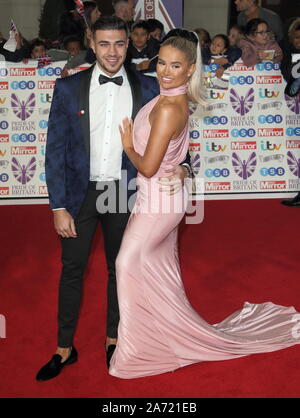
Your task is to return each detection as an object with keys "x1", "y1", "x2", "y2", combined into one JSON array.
[{"x1": 160, "y1": 83, "x2": 188, "y2": 97}]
